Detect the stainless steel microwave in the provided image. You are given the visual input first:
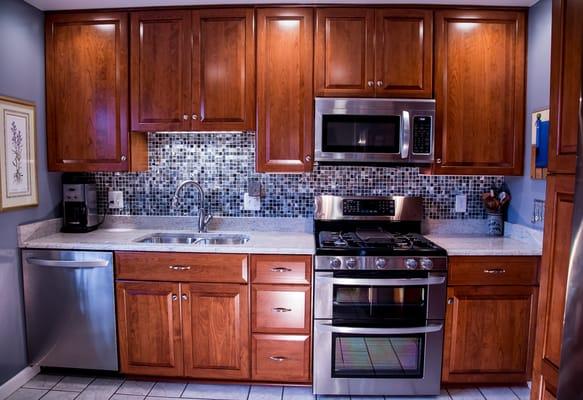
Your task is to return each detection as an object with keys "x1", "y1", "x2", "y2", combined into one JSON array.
[{"x1": 315, "y1": 98, "x2": 435, "y2": 164}]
